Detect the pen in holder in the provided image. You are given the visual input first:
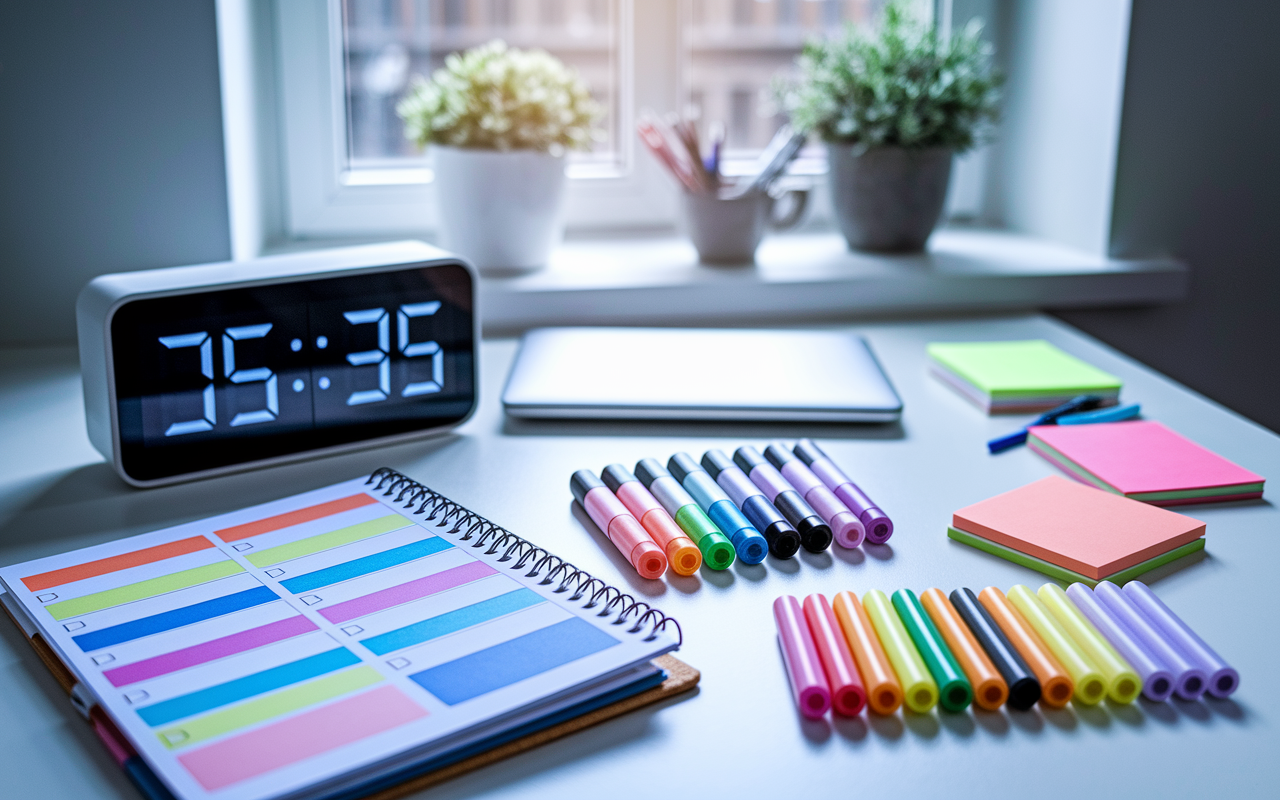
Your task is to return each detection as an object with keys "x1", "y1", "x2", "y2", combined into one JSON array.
[{"x1": 681, "y1": 184, "x2": 809, "y2": 264}]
